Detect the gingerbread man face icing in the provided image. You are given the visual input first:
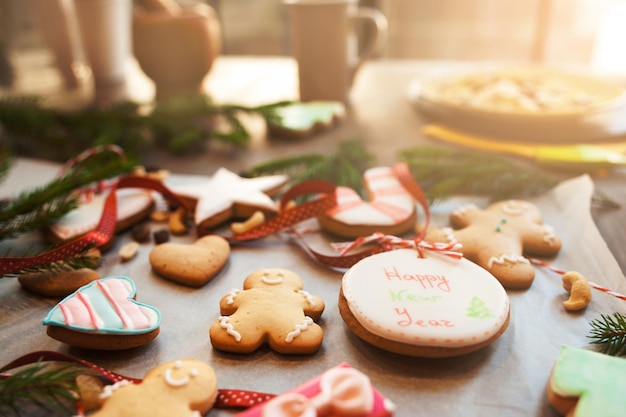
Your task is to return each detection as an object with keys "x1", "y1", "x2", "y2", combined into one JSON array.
[
  {"x1": 92, "y1": 359, "x2": 218, "y2": 417},
  {"x1": 423, "y1": 199, "x2": 561, "y2": 290},
  {"x1": 209, "y1": 268, "x2": 325, "y2": 354}
]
